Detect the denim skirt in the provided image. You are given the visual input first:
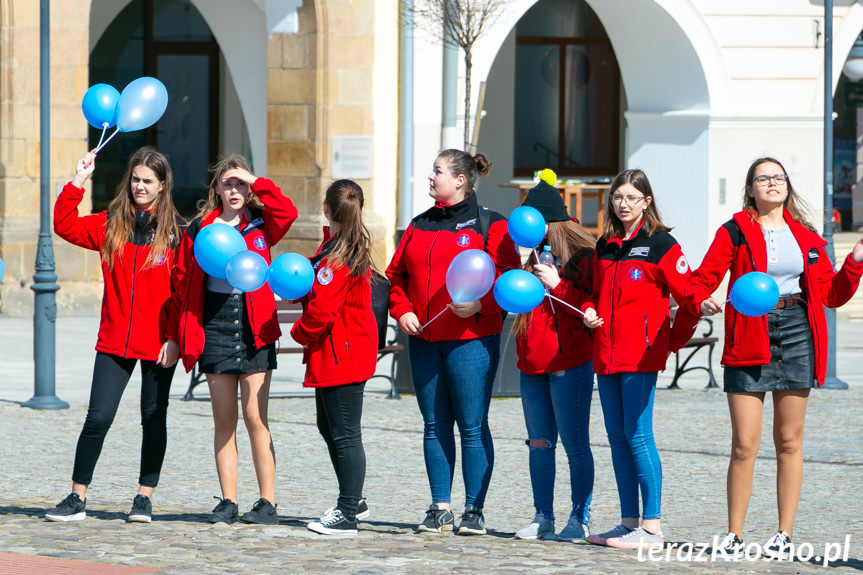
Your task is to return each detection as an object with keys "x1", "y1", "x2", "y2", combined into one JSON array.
[
  {"x1": 198, "y1": 291, "x2": 277, "y2": 375},
  {"x1": 723, "y1": 304, "x2": 814, "y2": 392}
]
